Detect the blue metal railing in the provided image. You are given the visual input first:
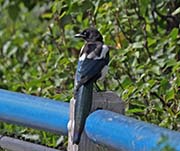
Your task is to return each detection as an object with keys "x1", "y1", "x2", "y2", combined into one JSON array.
[
  {"x1": 0, "y1": 89, "x2": 180, "y2": 151},
  {"x1": 85, "y1": 110, "x2": 180, "y2": 151},
  {"x1": 0, "y1": 89, "x2": 69, "y2": 135}
]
